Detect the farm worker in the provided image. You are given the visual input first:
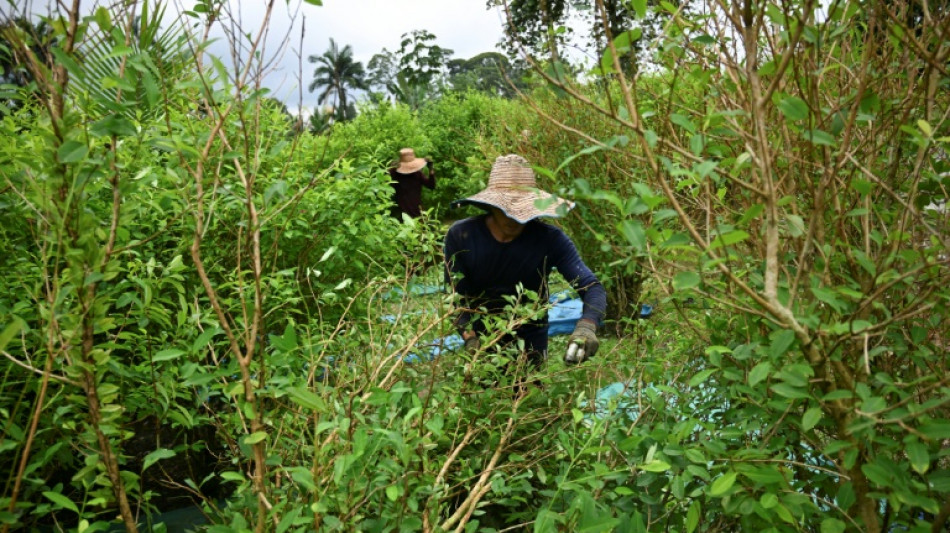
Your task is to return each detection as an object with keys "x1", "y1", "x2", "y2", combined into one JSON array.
[
  {"x1": 443, "y1": 154, "x2": 606, "y2": 368},
  {"x1": 389, "y1": 147, "x2": 435, "y2": 219}
]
